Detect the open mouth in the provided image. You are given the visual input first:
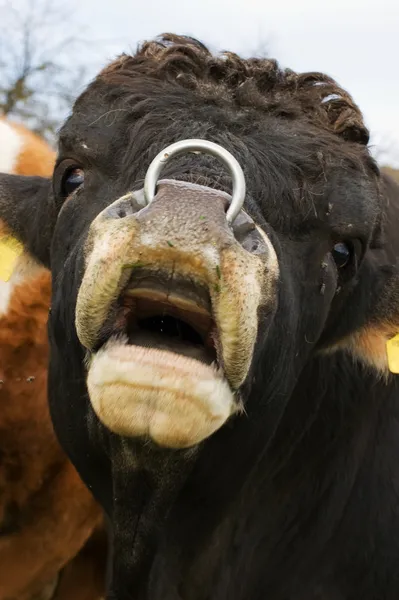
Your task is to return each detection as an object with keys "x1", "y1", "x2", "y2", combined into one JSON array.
[
  {"x1": 85, "y1": 267, "x2": 240, "y2": 449},
  {"x1": 98, "y1": 270, "x2": 219, "y2": 368},
  {"x1": 77, "y1": 226, "x2": 271, "y2": 448}
]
